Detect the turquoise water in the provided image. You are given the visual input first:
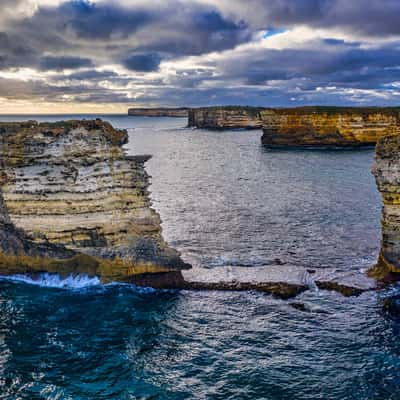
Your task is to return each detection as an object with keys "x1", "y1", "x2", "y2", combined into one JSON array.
[{"x1": 0, "y1": 115, "x2": 399, "y2": 399}]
